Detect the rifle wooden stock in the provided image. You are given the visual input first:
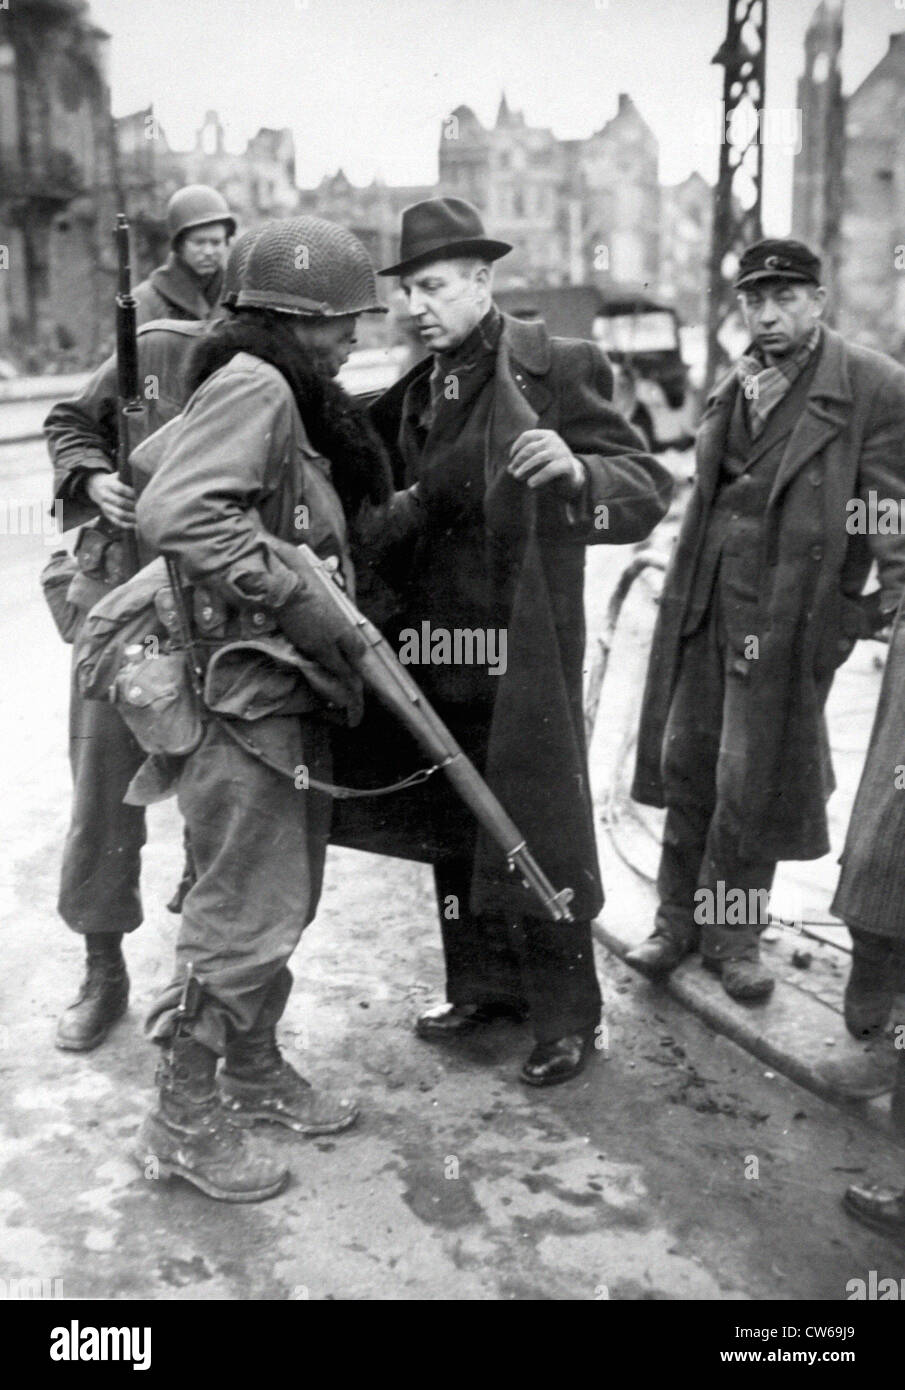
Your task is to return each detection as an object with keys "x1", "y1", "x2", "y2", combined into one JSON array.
[
  {"x1": 114, "y1": 214, "x2": 141, "y2": 577},
  {"x1": 294, "y1": 544, "x2": 574, "y2": 924}
]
